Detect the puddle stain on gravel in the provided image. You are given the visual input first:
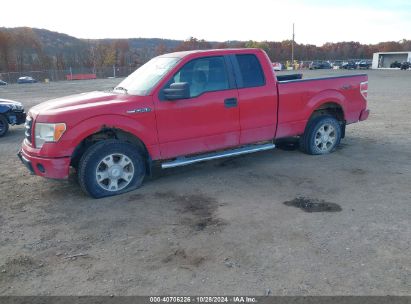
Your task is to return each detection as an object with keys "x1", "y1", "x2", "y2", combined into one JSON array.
[
  {"x1": 154, "y1": 191, "x2": 227, "y2": 232},
  {"x1": 351, "y1": 168, "x2": 367, "y2": 175},
  {"x1": 162, "y1": 248, "x2": 206, "y2": 267},
  {"x1": 284, "y1": 197, "x2": 342, "y2": 212}
]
